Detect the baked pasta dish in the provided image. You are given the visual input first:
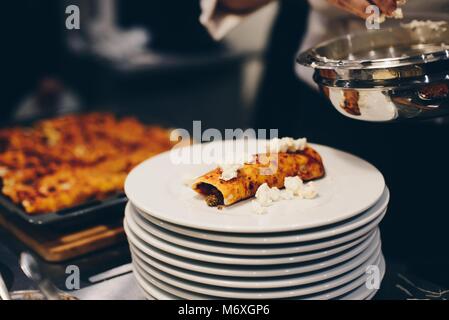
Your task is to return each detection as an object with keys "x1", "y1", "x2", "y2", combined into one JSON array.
[{"x1": 0, "y1": 113, "x2": 174, "y2": 214}]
